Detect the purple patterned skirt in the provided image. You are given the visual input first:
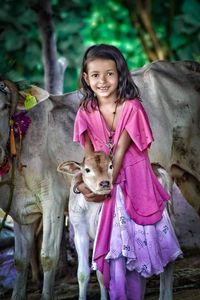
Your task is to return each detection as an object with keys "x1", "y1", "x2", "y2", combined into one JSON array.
[{"x1": 102, "y1": 185, "x2": 183, "y2": 278}]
